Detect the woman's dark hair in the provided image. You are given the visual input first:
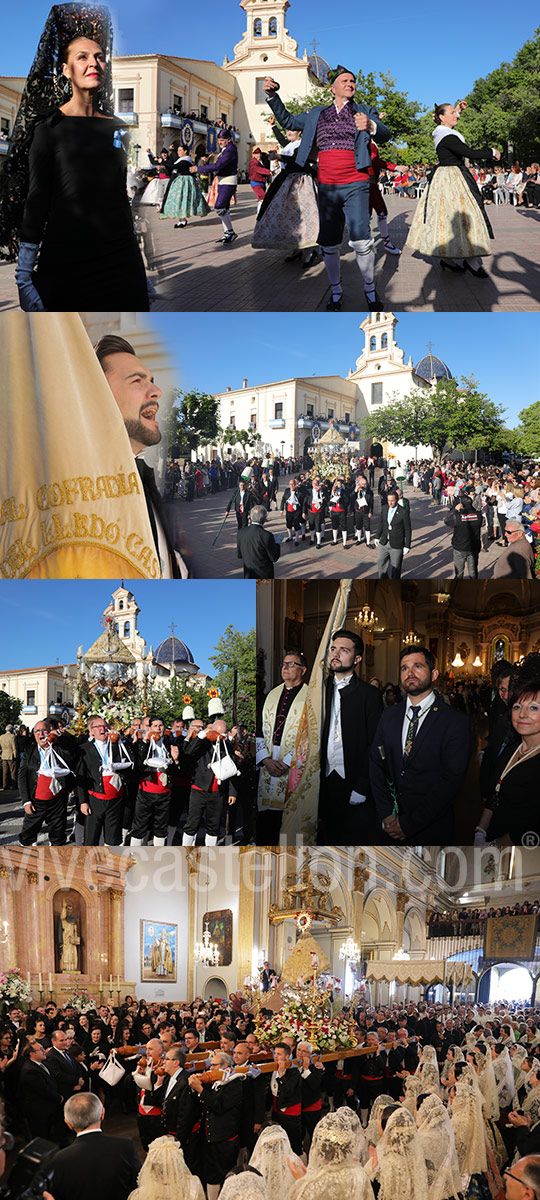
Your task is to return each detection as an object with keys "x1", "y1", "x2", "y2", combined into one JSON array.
[
  {"x1": 509, "y1": 652, "x2": 540, "y2": 708},
  {"x1": 416, "y1": 1092, "x2": 431, "y2": 1109},
  {"x1": 380, "y1": 1104, "x2": 400, "y2": 1131},
  {"x1": 454, "y1": 1061, "x2": 468, "y2": 1080},
  {"x1": 433, "y1": 102, "x2": 452, "y2": 124}
]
